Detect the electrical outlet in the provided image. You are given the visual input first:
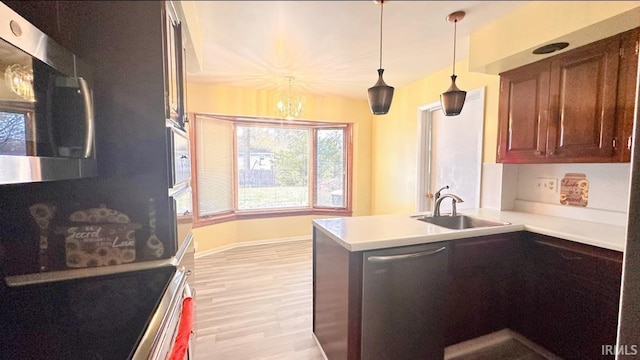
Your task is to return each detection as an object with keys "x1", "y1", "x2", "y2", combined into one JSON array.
[{"x1": 535, "y1": 177, "x2": 558, "y2": 193}]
